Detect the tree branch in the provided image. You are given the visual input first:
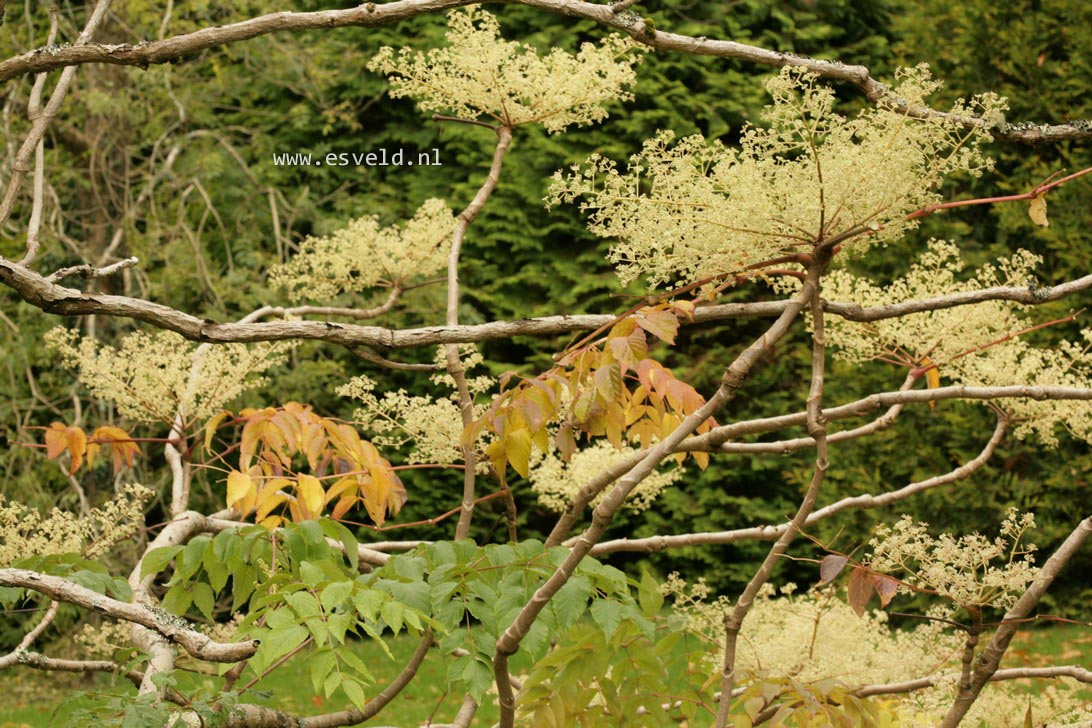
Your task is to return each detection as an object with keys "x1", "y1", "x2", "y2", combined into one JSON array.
[
  {"x1": 590, "y1": 413, "x2": 1009, "y2": 556},
  {"x1": 716, "y1": 263, "x2": 831, "y2": 725},
  {"x1": 450, "y1": 125, "x2": 513, "y2": 540},
  {"x1": 0, "y1": 1, "x2": 1088, "y2": 143},
  {"x1": 854, "y1": 664, "x2": 1092, "y2": 698},
  {"x1": 0, "y1": 600, "x2": 59, "y2": 669},
  {"x1": 2, "y1": 250, "x2": 1088, "y2": 351},
  {"x1": 0, "y1": 569, "x2": 257, "y2": 663}
]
